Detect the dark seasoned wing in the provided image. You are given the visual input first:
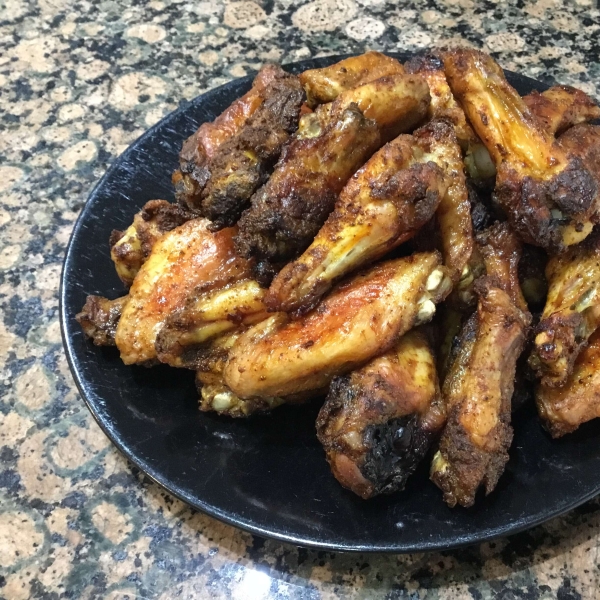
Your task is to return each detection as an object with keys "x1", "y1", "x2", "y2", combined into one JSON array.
[
  {"x1": 224, "y1": 253, "x2": 451, "y2": 399},
  {"x1": 529, "y1": 230, "x2": 600, "y2": 387},
  {"x1": 76, "y1": 295, "x2": 128, "y2": 346},
  {"x1": 523, "y1": 85, "x2": 600, "y2": 136},
  {"x1": 173, "y1": 65, "x2": 294, "y2": 213},
  {"x1": 316, "y1": 329, "x2": 445, "y2": 499},
  {"x1": 155, "y1": 279, "x2": 268, "y2": 369},
  {"x1": 430, "y1": 223, "x2": 531, "y2": 507},
  {"x1": 266, "y1": 120, "x2": 460, "y2": 315},
  {"x1": 442, "y1": 49, "x2": 597, "y2": 252},
  {"x1": 110, "y1": 200, "x2": 193, "y2": 286},
  {"x1": 177, "y1": 72, "x2": 305, "y2": 229},
  {"x1": 300, "y1": 51, "x2": 405, "y2": 105},
  {"x1": 234, "y1": 105, "x2": 381, "y2": 283},
  {"x1": 536, "y1": 328, "x2": 600, "y2": 437},
  {"x1": 115, "y1": 220, "x2": 252, "y2": 365}
]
